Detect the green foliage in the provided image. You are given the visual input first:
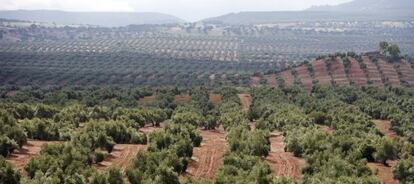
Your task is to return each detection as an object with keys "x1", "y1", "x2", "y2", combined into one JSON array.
[
  {"x1": 227, "y1": 126, "x2": 270, "y2": 157},
  {"x1": 0, "y1": 110, "x2": 26, "y2": 156},
  {"x1": 20, "y1": 118, "x2": 60, "y2": 141},
  {"x1": 84, "y1": 120, "x2": 147, "y2": 145},
  {"x1": 215, "y1": 152, "x2": 273, "y2": 184},
  {"x1": 127, "y1": 122, "x2": 201, "y2": 183},
  {"x1": 0, "y1": 156, "x2": 20, "y2": 184},
  {"x1": 393, "y1": 157, "x2": 414, "y2": 184}
]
